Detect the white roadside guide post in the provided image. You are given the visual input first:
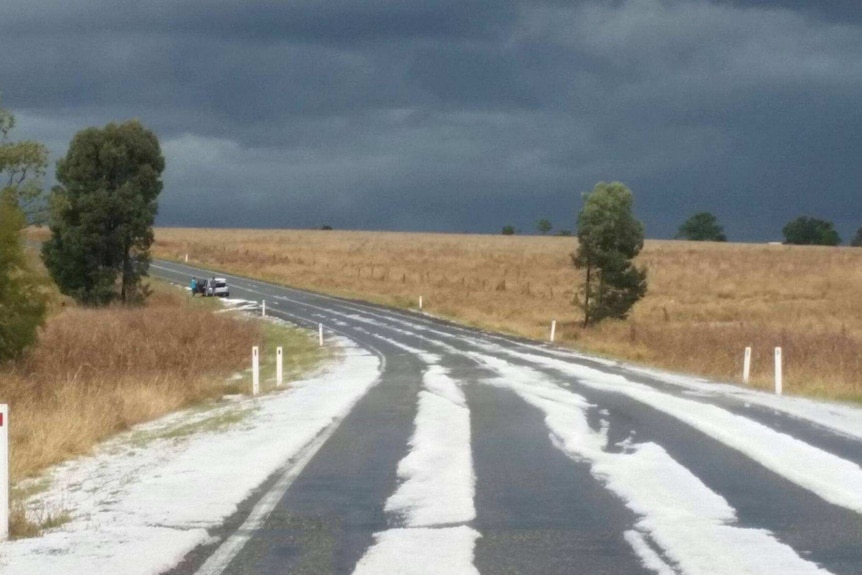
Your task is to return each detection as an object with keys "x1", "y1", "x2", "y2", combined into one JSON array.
[
  {"x1": 775, "y1": 347, "x2": 783, "y2": 395},
  {"x1": 276, "y1": 346, "x2": 283, "y2": 388},
  {"x1": 184, "y1": 253, "x2": 189, "y2": 263},
  {"x1": 319, "y1": 323, "x2": 324, "y2": 347},
  {"x1": 419, "y1": 296, "x2": 423, "y2": 311},
  {"x1": 550, "y1": 320, "x2": 557, "y2": 343},
  {"x1": 0, "y1": 404, "x2": 7, "y2": 541},
  {"x1": 743, "y1": 346, "x2": 752, "y2": 384},
  {"x1": 252, "y1": 346, "x2": 260, "y2": 396},
  {"x1": 262, "y1": 300, "x2": 266, "y2": 317}
]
